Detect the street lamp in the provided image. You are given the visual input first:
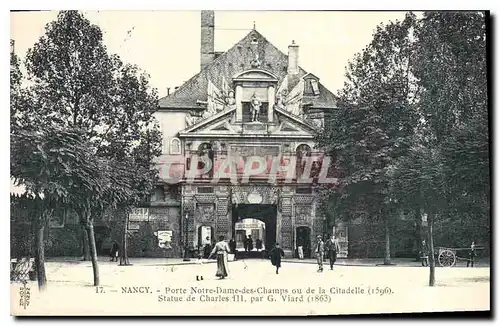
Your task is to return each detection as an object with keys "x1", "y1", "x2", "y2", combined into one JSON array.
[{"x1": 183, "y1": 213, "x2": 190, "y2": 261}]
